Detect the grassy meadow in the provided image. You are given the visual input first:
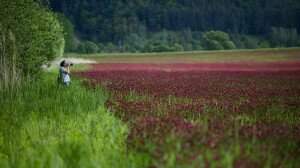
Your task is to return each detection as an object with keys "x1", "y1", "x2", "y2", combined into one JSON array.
[
  {"x1": 65, "y1": 48, "x2": 300, "y2": 63},
  {"x1": 0, "y1": 72, "x2": 150, "y2": 168},
  {"x1": 1, "y1": 48, "x2": 299, "y2": 168}
]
